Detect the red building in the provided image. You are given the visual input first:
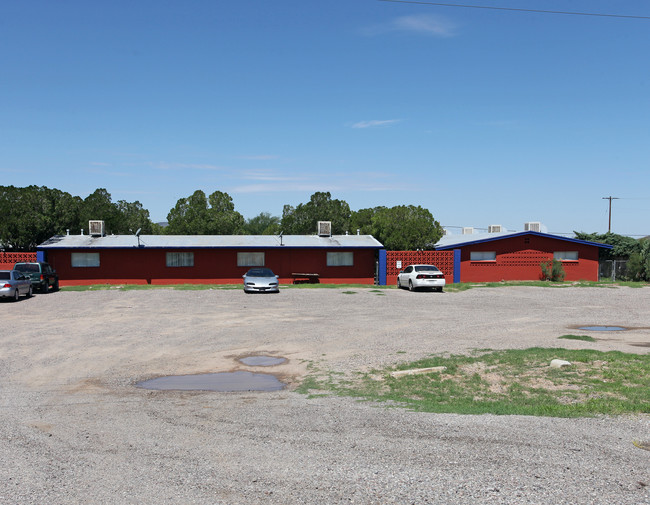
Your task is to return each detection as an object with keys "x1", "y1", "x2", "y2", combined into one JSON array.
[
  {"x1": 38, "y1": 233, "x2": 383, "y2": 286},
  {"x1": 434, "y1": 231, "x2": 612, "y2": 282}
]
